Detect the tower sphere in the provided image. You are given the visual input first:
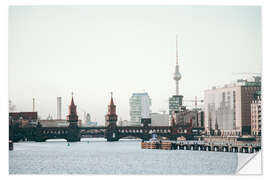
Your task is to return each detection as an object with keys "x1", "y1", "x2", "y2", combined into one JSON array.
[{"x1": 174, "y1": 71, "x2": 182, "y2": 81}]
